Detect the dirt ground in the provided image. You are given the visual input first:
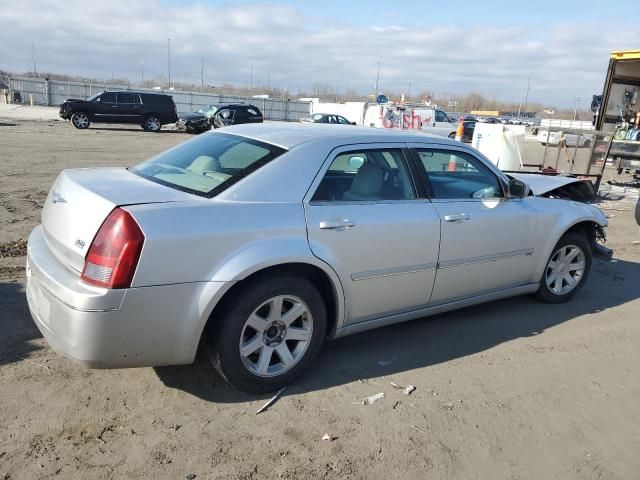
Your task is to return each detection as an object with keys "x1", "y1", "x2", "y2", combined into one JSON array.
[{"x1": 1, "y1": 118, "x2": 639, "y2": 480}]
